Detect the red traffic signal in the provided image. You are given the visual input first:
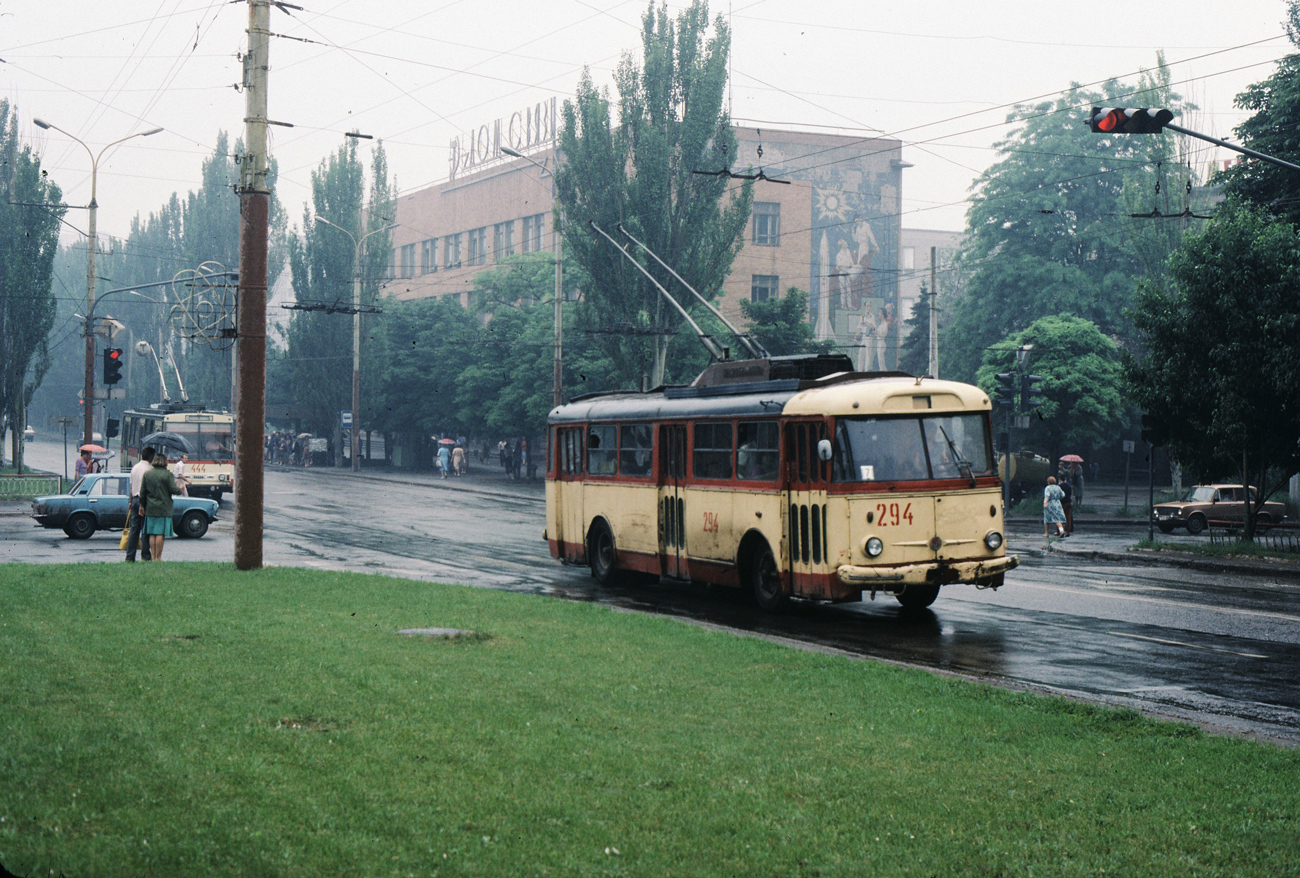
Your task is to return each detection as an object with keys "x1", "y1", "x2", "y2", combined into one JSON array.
[
  {"x1": 102, "y1": 347, "x2": 124, "y2": 385},
  {"x1": 1089, "y1": 107, "x2": 1174, "y2": 134}
]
